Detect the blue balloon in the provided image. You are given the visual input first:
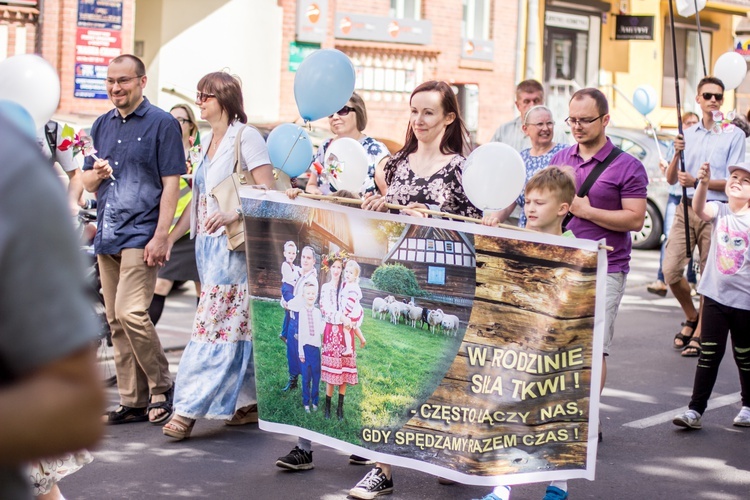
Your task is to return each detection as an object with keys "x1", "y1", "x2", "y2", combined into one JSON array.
[
  {"x1": 632, "y1": 85, "x2": 657, "y2": 116},
  {"x1": 0, "y1": 99, "x2": 36, "y2": 139},
  {"x1": 294, "y1": 49, "x2": 355, "y2": 122},
  {"x1": 266, "y1": 123, "x2": 313, "y2": 178}
]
